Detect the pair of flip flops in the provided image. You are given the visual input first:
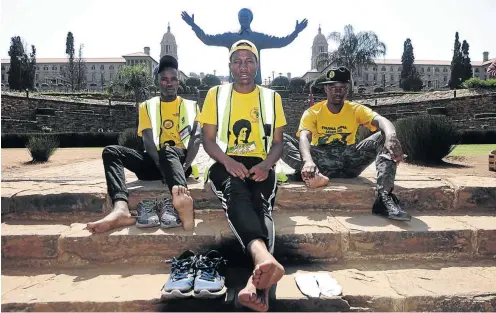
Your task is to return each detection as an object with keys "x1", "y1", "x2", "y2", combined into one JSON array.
[{"x1": 294, "y1": 272, "x2": 342, "y2": 298}]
